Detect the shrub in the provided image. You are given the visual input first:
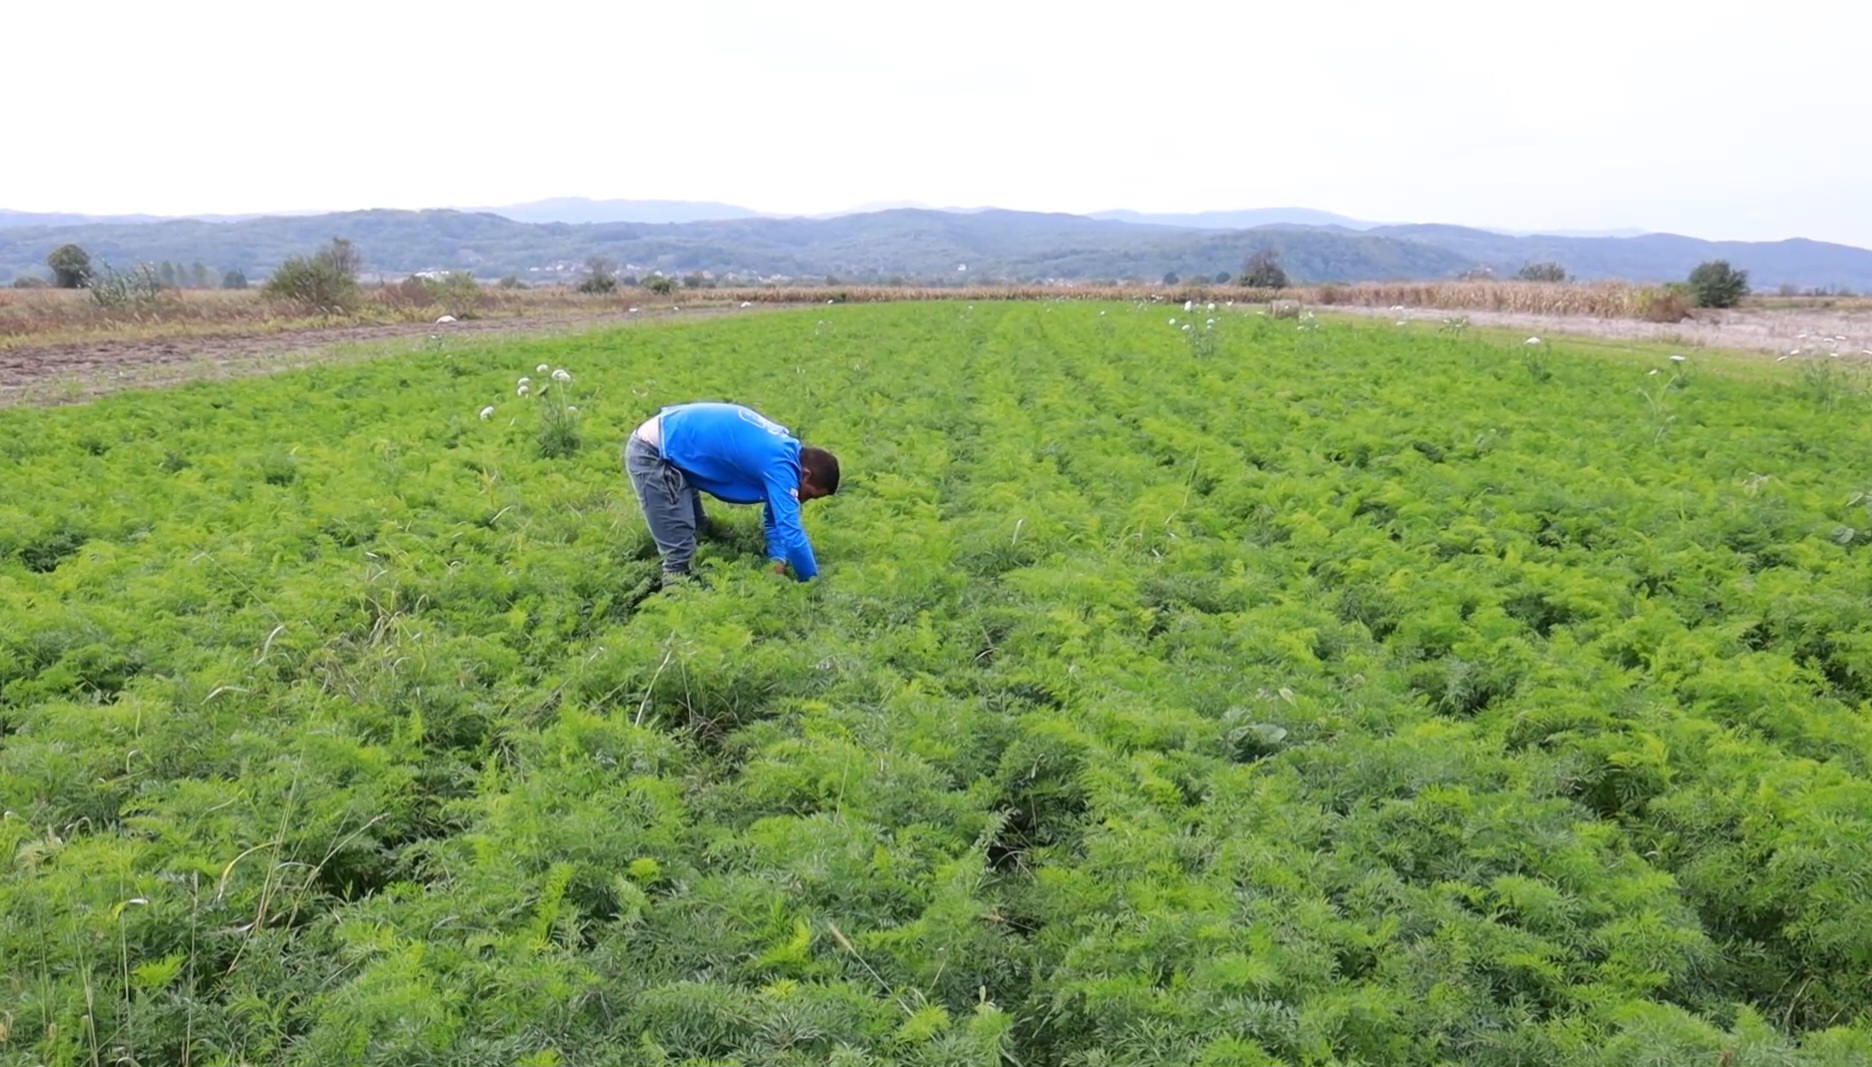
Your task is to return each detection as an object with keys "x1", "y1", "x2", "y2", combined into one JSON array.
[
  {"x1": 1517, "y1": 261, "x2": 1570, "y2": 282},
  {"x1": 643, "y1": 275, "x2": 676, "y2": 296},
  {"x1": 264, "y1": 238, "x2": 362, "y2": 311},
  {"x1": 577, "y1": 256, "x2": 617, "y2": 295},
  {"x1": 10, "y1": 274, "x2": 47, "y2": 289},
  {"x1": 1640, "y1": 286, "x2": 1694, "y2": 323},
  {"x1": 381, "y1": 276, "x2": 441, "y2": 309},
  {"x1": 222, "y1": 269, "x2": 249, "y2": 290},
  {"x1": 438, "y1": 272, "x2": 483, "y2": 317},
  {"x1": 1241, "y1": 248, "x2": 1289, "y2": 289},
  {"x1": 46, "y1": 243, "x2": 92, "y2": 288},
  {"x1": 87, "y1": 263, "x2": 168, "y2": 309},
  {"x1": 1687, "y1": 260, "x2": 1749, "y2": 308}
]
